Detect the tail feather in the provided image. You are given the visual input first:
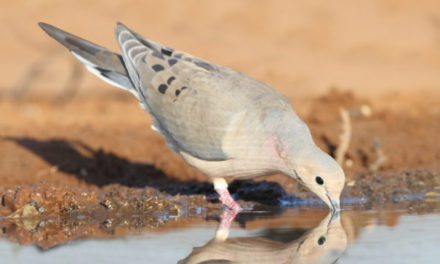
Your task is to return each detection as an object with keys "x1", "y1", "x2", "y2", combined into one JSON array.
[{"x1": 38, "y1": 22, "x2": 136, "y2": 94}]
